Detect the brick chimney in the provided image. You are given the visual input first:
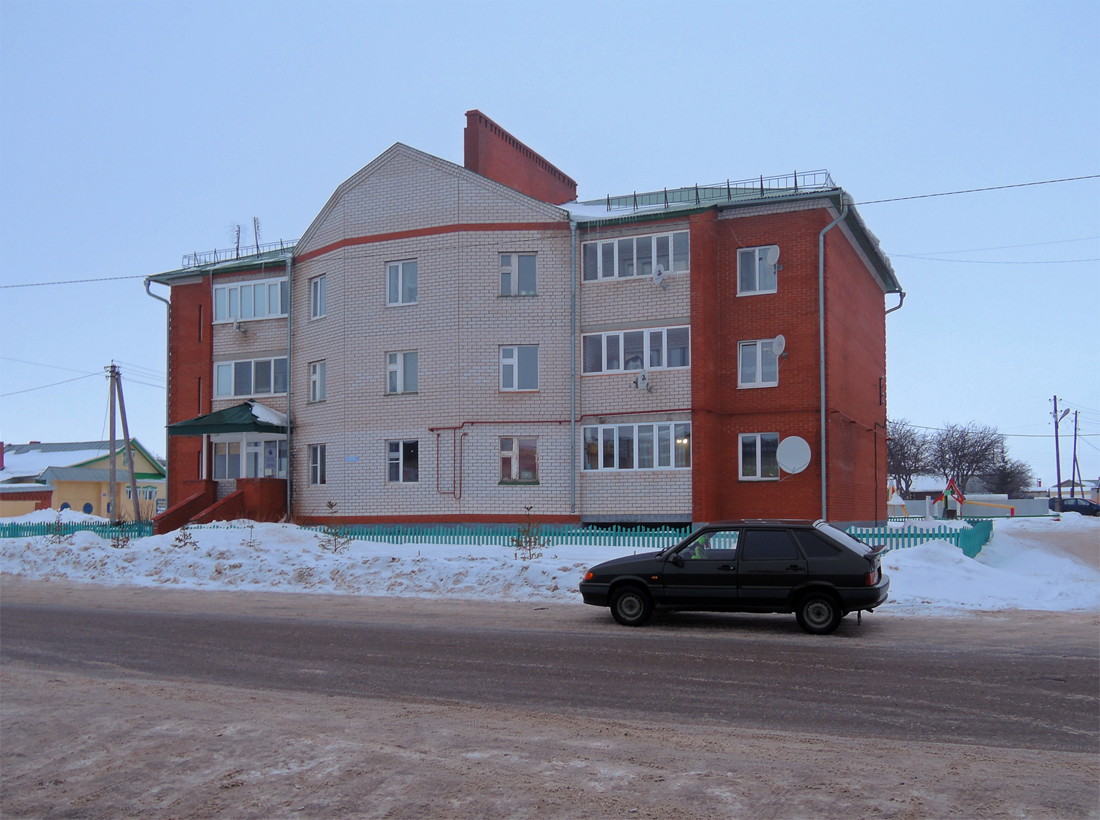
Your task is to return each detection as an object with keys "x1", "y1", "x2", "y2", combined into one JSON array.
[{"x1": 464, "y1": 110, "x2": 577, "y2": 205}]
